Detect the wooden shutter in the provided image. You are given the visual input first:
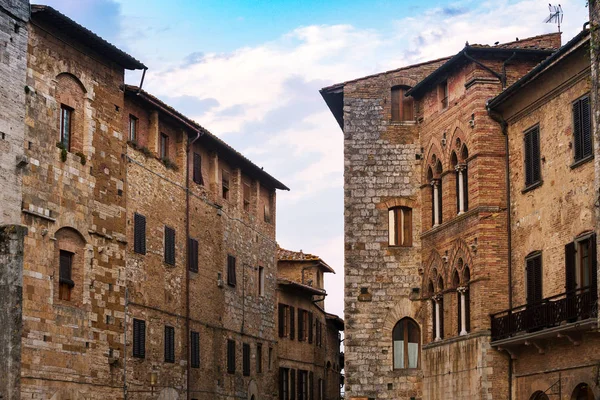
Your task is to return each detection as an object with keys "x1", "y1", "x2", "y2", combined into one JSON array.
[
  {"x1": 391, "y1": 87, "x2": 401, "y2": 121},
  {"x1": 279, "y1": 368, "x2": 285, "y2": 399},
  {"x1": 527, "y1": 255, "x2": 542, "y2": 304},
  {"x1": 298, "y1": 310, "x2": 304, "y2": 341},
  {"x1": 590, "y1": 234, "x2": 597, "y2": 289},
  {"x1": 164, "y1": 326, "x2": 175, "y2": 363},
  {"x1": 290, "y1": 369, "x2": 296, "y2": 400},
  {"x1": 59, "y1": 250, "x2": 73, "y2": 285},
  {"x1": 463, "y1": 166, "x2": 469, "y2": 211},
  {"x1": 289, "y1": 306, "x2": 295, "y2": 340},
  {"x1": 457, "y1": 292, "x2": 462, "y2": 335},
  {"x1": 565, "y1": 242, "x2": 576, "y2": 293},
  {"x1": 193, "y1": 152, "x2": 204, "y2": 185},
  {"x1": 190, "y1": 331, "x2": 200, "y2": 368},
  {"x1": 308, "y1": 312, "x2": 313, "y2": 344},
  {"x1": 256, "y1": 343, "x2": 262, "y2": 373},
  {"x1": 439, "y1": 296, "x2": 444, "y2": 339},
  {"x1": 133, "y1": 319, "x2": 146, "y2": 358},
  {"x1": 188, "y1": 238, "x2": 198, "y2": 272},
  {"x1": 243, "y1": 343, "x2": 250, "y2": 376},
  {"x1": 437, "y1": 178, "x2": 443, "y2": 224},
  {"x1": 582, "y1": 97, "x2": 592, "y2": 158},
  {"x1": 134, "y1": 213, "x2": 146, "y2": 254},
  {"x1": 309, "y1": 371, "x2": 314, "y2": 400},
  {"x1": 164, "y1": 226, "x2": 175, "y2": 265},
  {"x1": 227, "y1": 255, "x2": 236, "y2": 286},
  {"x1": 297, "y1": 371, "x2": 303, "y2": 400},
  {"x1": 227, "y1": 339, "x2": 235, "y2": 373},
  {"x1": 531, "y1": 127, "x2": 541, "y2": 183},
  {"x1": 574, "y1": 100, "x2": 583, "y2": 160},
  {"x1": 279, "y1": 304, "x2": 286, "y2": 337}
]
